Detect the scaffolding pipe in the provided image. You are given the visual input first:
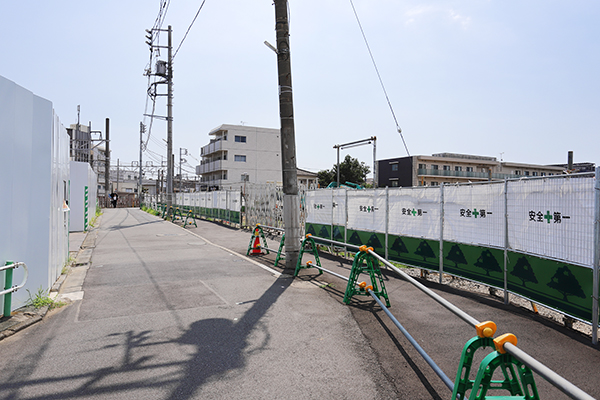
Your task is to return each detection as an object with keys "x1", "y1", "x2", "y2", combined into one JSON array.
[
  {"x1": 307, "y1": 254, "x2": 455, "y2": 392},
  {"x1": 367, "y1": 249, "x2": 480, "y2": 328},
  {"x1": 503, "y1": 343, "x2": 595, "y2": 400},
  {"x1": 368, "y1": 288, "x2": 455, "y2": 391}
]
